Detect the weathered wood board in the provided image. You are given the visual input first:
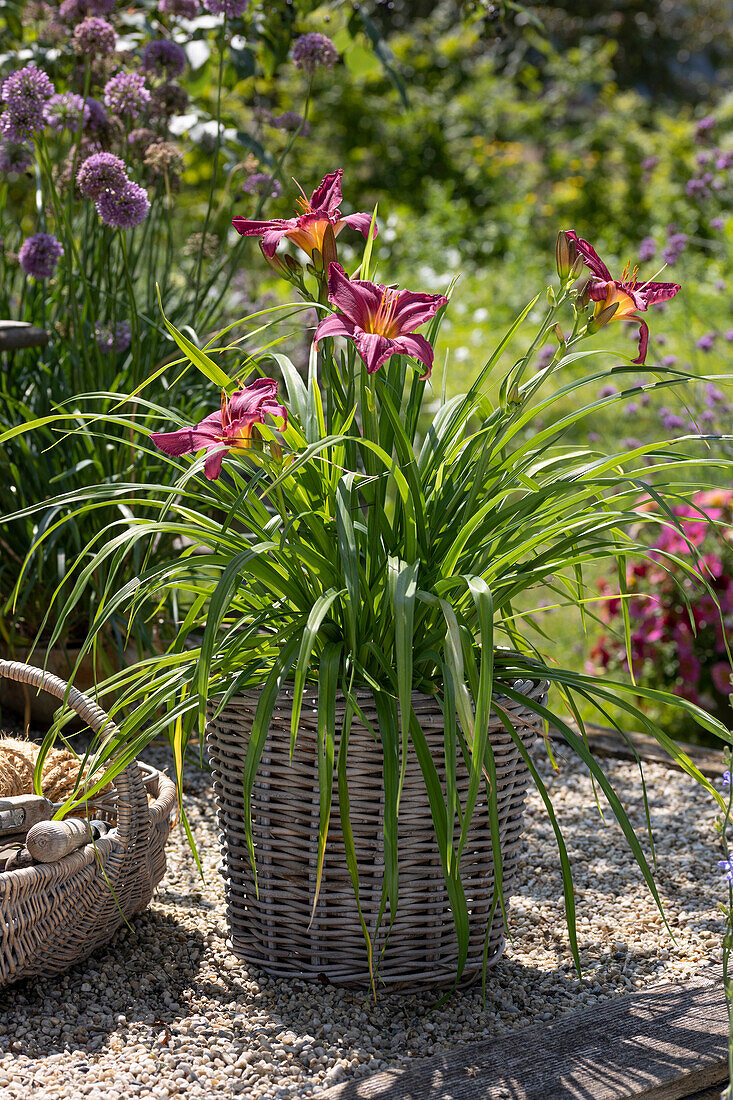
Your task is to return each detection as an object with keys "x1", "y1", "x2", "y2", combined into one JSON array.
[
  {"x1": 0, "y1": 321, "x2": 49, "y2": 351},
  {"x1": 321, "y1": 968, "x2": 728, "y2": 1100}
]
